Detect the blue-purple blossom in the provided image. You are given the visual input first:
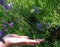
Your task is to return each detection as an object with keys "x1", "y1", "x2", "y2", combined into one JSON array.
[
  {"x1": 34, "y1": 6, "x2": 39, "y2": 13},
  {"x1": 3, "y1": 22, "x2": 8, "y2": 31},
  {"x1": 37, "y1": 23, "x2": 43, "y2": 31},
  {"x1": 0, "y1": 0, "x2": 13, "y2": 10},
  {"x1": 0, "y1": 0, "x2": 4, "y2": 5},
  {"x1": 8, "y1": 3, "x2": 13, "y2": 9},
  {"x1": 3, "y1": 23, "x2": 7, "y2": 29},
  {"x1": 0, "y1": 30, "x2": 4, "y2": 38},
  {"x1": 4, "y1": 3, "x2": 13, "y2": 10},
  {"x1": 0, "y1": 0, "x2": 8, "y2": 6},
  {"x1": 9, "y1": 22, "x2": 14, "y2": 28},
  {"x1": 4, "y1": 5, "x2": 9, "y2": 10}
]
